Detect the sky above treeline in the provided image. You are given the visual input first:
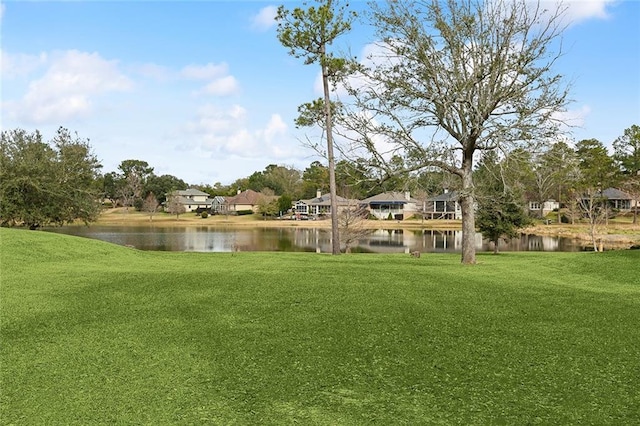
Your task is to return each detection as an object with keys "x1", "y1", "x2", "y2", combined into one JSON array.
[{"x1": 1, "y1": 1, "x2": 639, "y2": 185}]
